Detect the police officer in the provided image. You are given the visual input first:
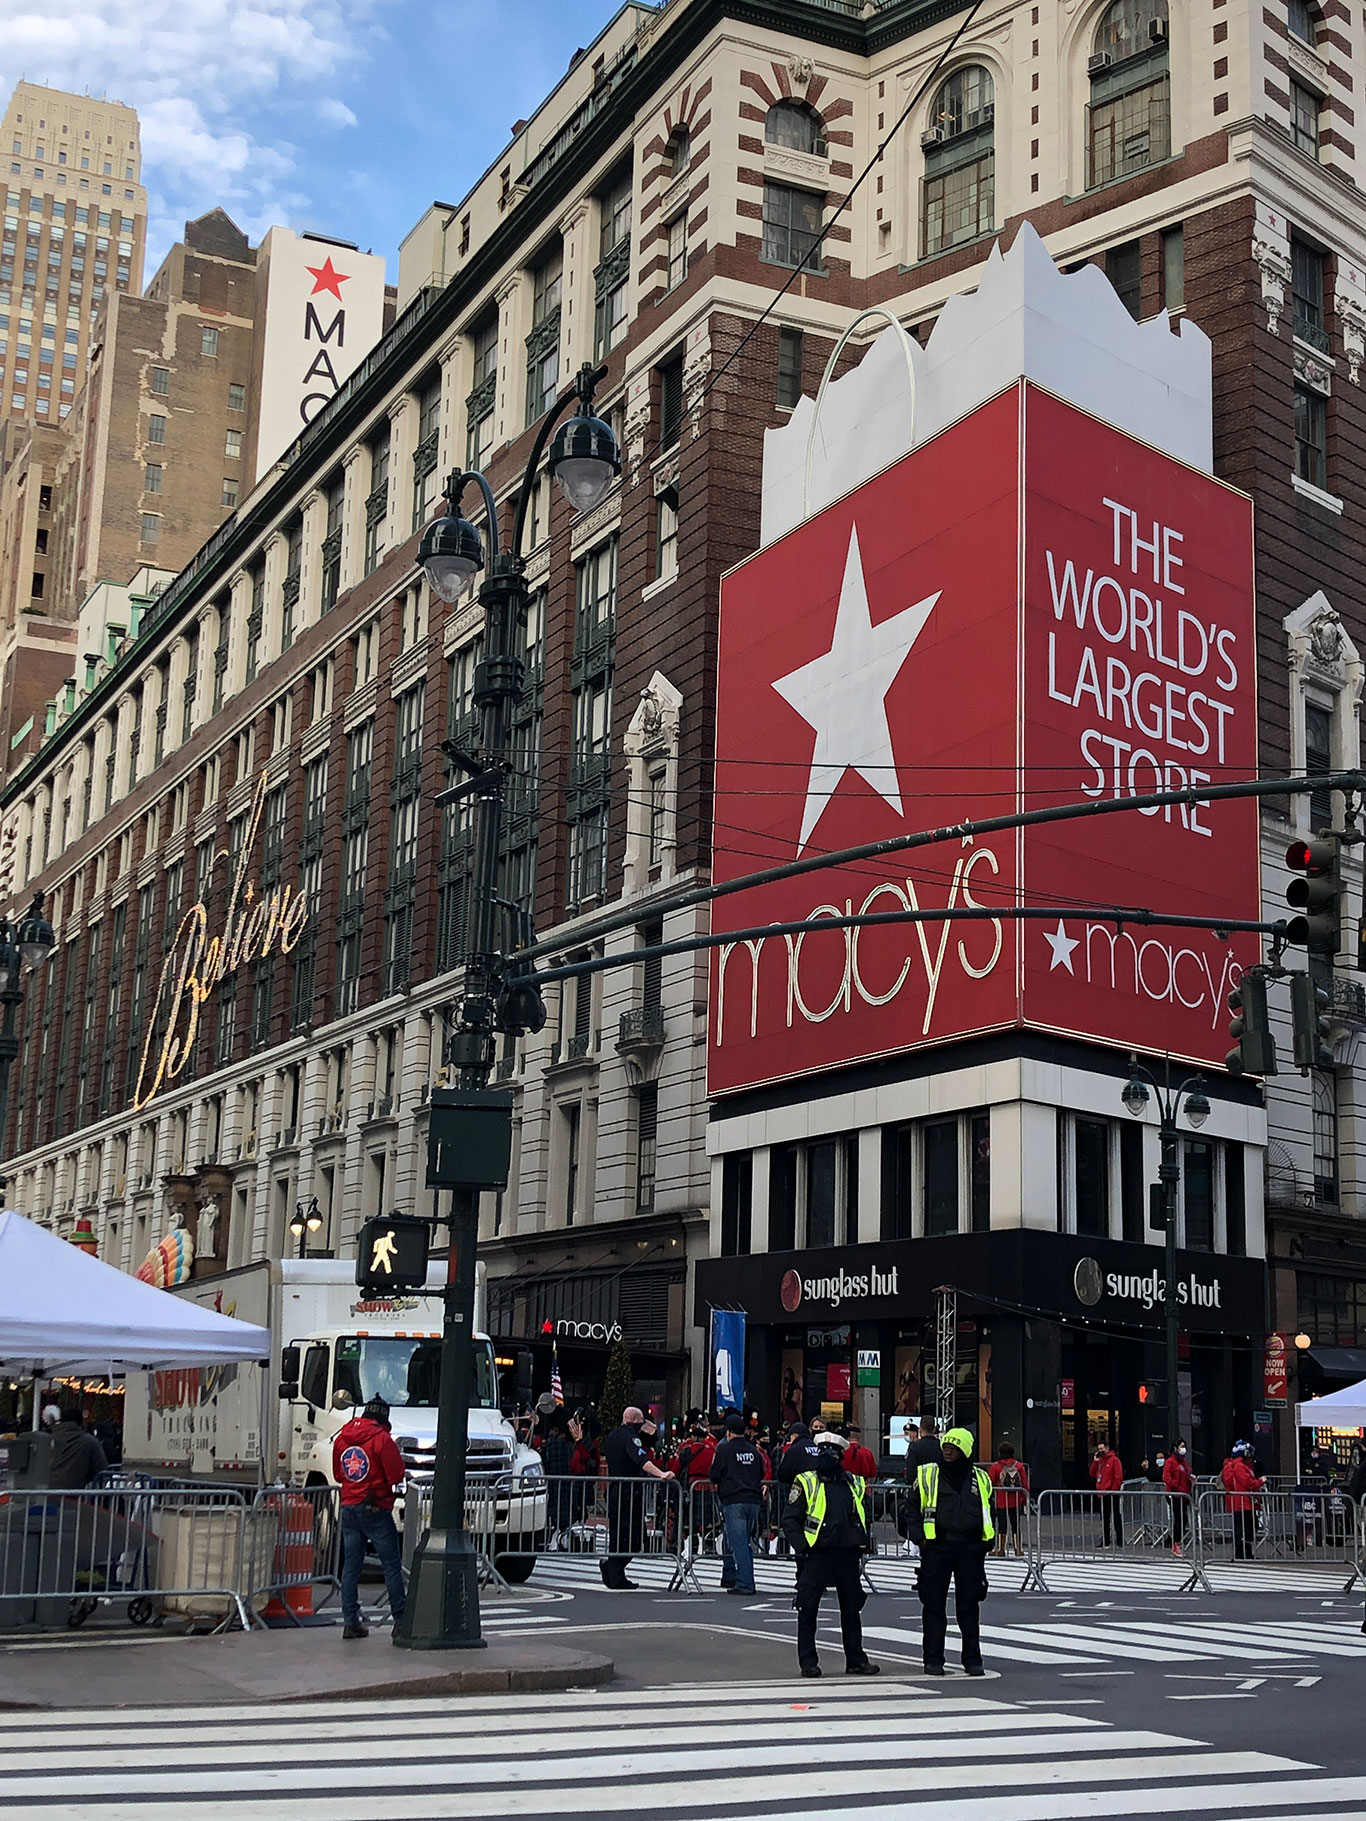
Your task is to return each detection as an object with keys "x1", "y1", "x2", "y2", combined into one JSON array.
[
  {"x1": 601, "y1": 1405, "x2": 675, "y2": 1589},
  {"x1": 777, "y1": 1420, "x2": 823, "y2": 1486},
  {"x1": 780, "y1": 1429, "x2": 880, "y2": 1680},
  {"x1": 906, "y1": 1424, "x2": 994, "y2": 1677}
]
